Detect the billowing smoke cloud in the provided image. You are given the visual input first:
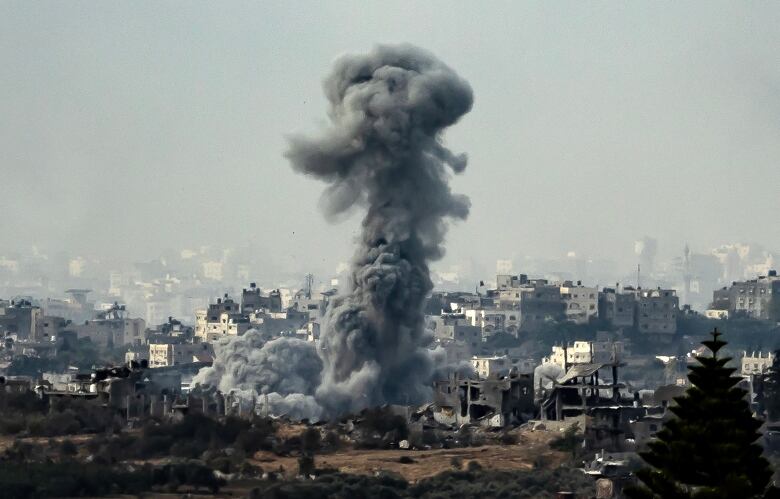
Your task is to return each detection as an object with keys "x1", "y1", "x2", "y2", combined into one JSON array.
[
  {"x1": 192, "y1": 329, "x2": 324, "y2": 419},
  {"x1": 286, "y1": 44, "x2": 474, "y2": 414}
]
